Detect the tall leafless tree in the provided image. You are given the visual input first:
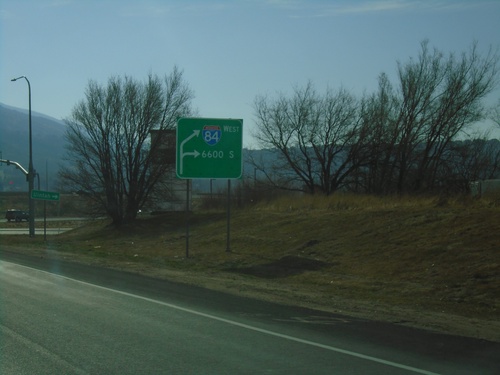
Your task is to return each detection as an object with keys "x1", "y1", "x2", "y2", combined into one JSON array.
[
  {"x1": 252, "y1": 82, "x2": 369, "y2": 194},
  {"x1": 357, "y1": 73, "x2": 400, "y2": 194},
  {"x1": 60, "y1": 67, "x2": 194, "y2": 224},
  {"x1": 252, "y1": 41, "x2": 498, "y2": 196},
  {"x1": 358, "y1": 41, "x2": 498, "y2": 194},
  {"x1": 412, "y1": 41, "x2": 499, "y2": 191}
]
